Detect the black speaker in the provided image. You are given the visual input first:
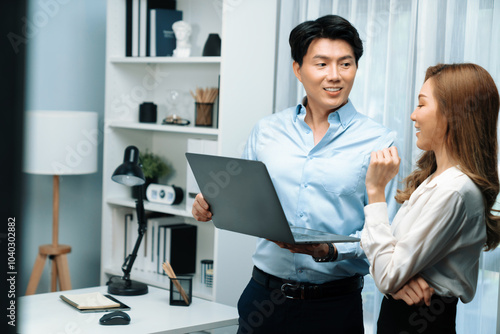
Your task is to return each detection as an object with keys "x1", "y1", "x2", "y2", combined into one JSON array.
[{"x1": 139, "y1": 102, "x2": 157, "y2": 123}]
